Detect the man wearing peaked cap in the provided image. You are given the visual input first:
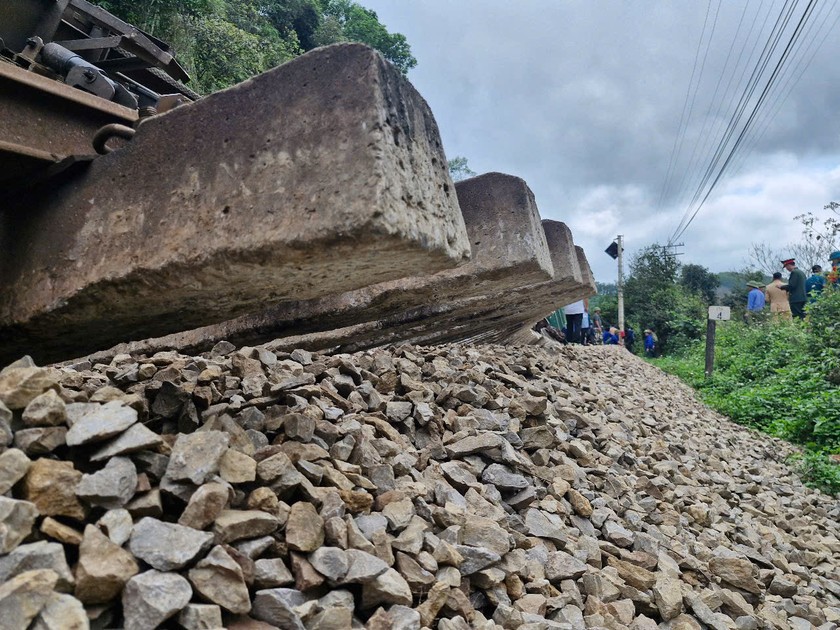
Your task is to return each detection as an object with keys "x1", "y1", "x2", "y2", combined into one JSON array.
[{"x1": 780, "y1": 258, "x2": 807, "y2": 319}]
